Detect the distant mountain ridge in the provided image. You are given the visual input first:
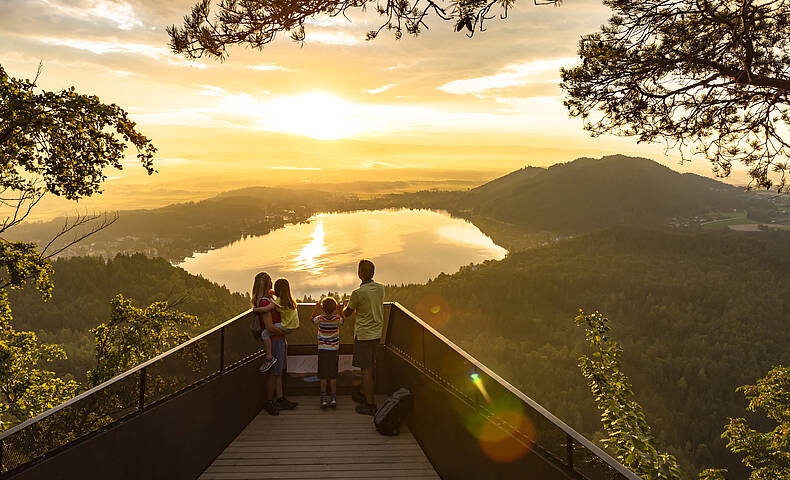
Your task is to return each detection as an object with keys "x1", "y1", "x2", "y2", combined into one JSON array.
[{"x1": 458, "y1": 155, "x2": 758, "y2": 233}]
